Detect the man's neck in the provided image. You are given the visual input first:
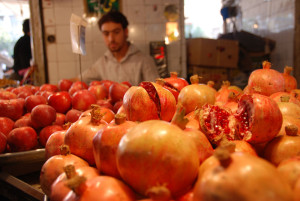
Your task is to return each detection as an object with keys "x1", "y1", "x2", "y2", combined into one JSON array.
[{"x1": 112, "y1": 42, "x2": 129, "y2": 62}]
